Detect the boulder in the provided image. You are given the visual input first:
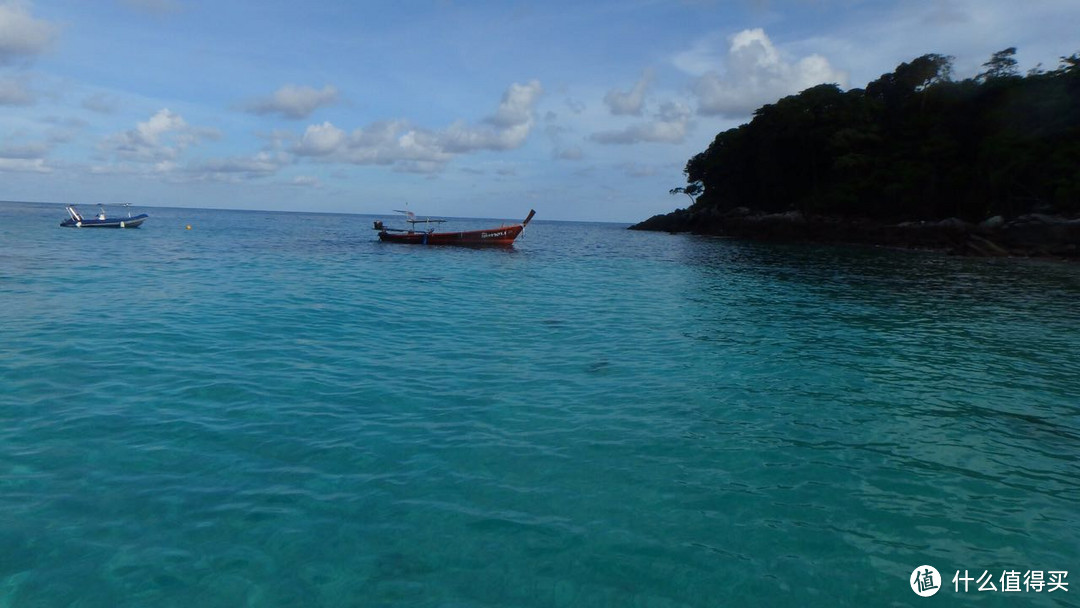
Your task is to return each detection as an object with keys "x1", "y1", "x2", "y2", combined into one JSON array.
[{"x1": 936, "y1": 217, "x2": 970, "y2": 230}]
